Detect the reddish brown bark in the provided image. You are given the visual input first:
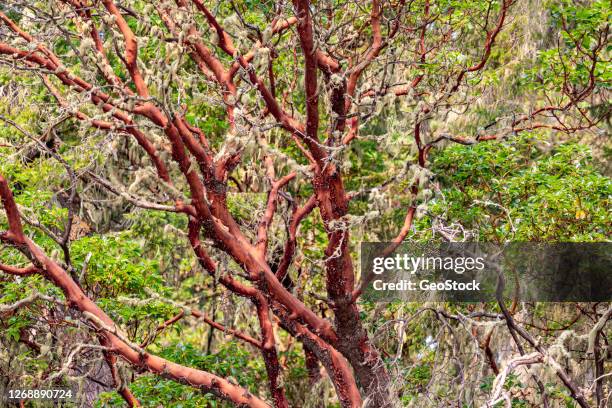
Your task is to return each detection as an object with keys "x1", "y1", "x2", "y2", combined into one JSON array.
[
  {"x1": 3, "y1": 1, "x2": 598, "y2": 406},
  {"x1": 190, "y1": 309, "x2": 263, "y2": 349},
  {"x1": 103, "y1": 349, "x2": 142, "y2": 407},
  {"x1": 0, "y1": 176, "x2": 272, "y2": 408}
]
